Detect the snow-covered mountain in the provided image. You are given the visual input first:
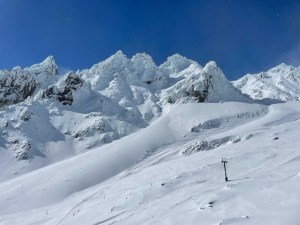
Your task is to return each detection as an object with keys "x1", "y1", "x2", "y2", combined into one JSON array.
[
  {"x1": 0, "y1": 56, "x2": 59, "y2": 108},
  {"x1": 0, "y1": 52, "x2": 300, "y2": 224},
  {"x1": 160, "y1": 61, "x2": 251, "y2": 104},
  {"x1": 233, "y1": 63, "x2": 300, "y2": 101},
  {"x1": 0, "y1": 51, "x2": 253, "y2": 163},
  {"x1": 0, "y1": 101, "x2": 300, "y2": 225}
]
